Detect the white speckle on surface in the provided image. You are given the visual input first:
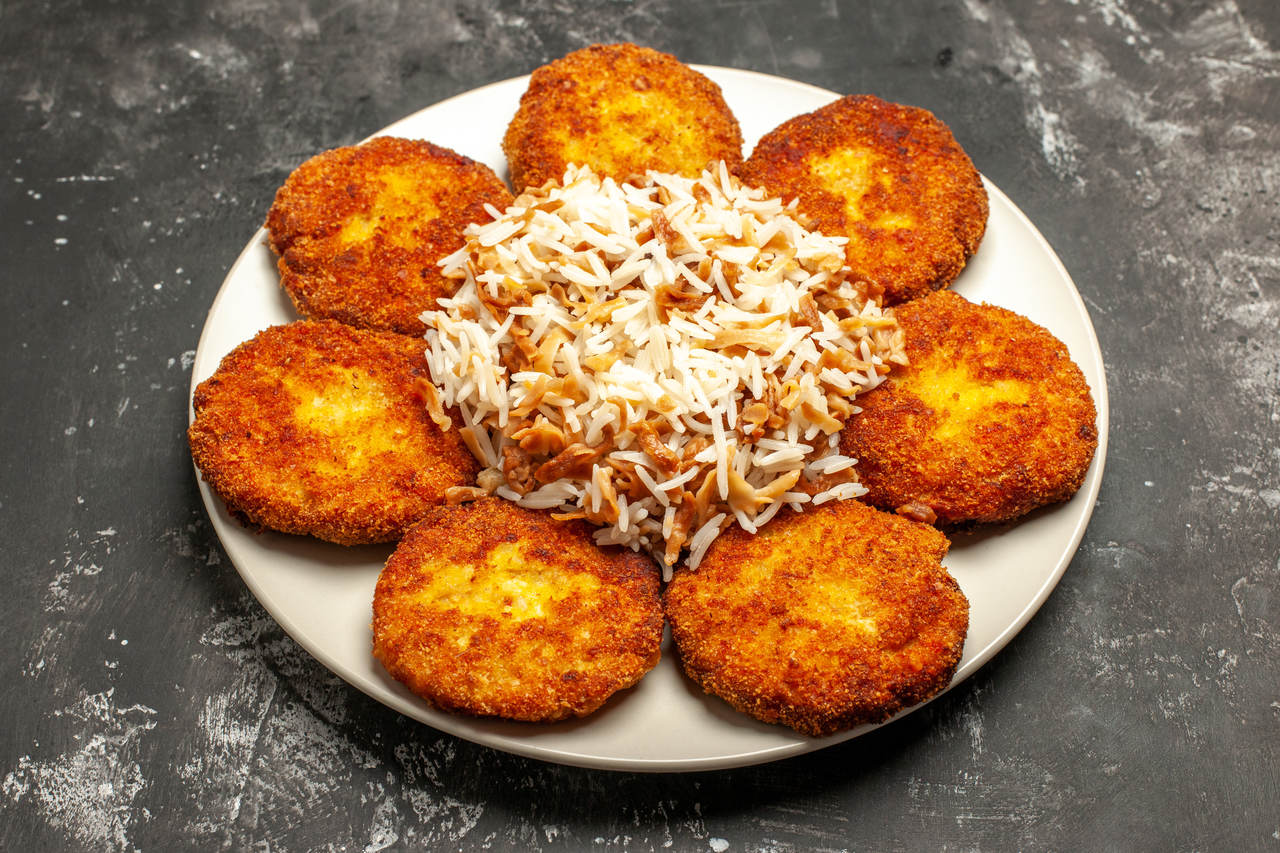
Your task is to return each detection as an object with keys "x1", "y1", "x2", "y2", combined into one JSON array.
[
  {"x1": 710, "y1": 838, "x2": 730, "y2": 852},
  {"x1": 1, "y1": 690, "x2": 157, "y2": 851},
  {"x1": 363, "y1": 792, "x2": 401, "y2": 852},
  {"x1": 1086, "y1": 0, "x2": 1161, "y2": 59},
  {"x1": 960, "y1": 0, "x2": 1084, "y2": 185},
  {"x1": 45, "y1": 527, "x2": 117, "y2": 614}
]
